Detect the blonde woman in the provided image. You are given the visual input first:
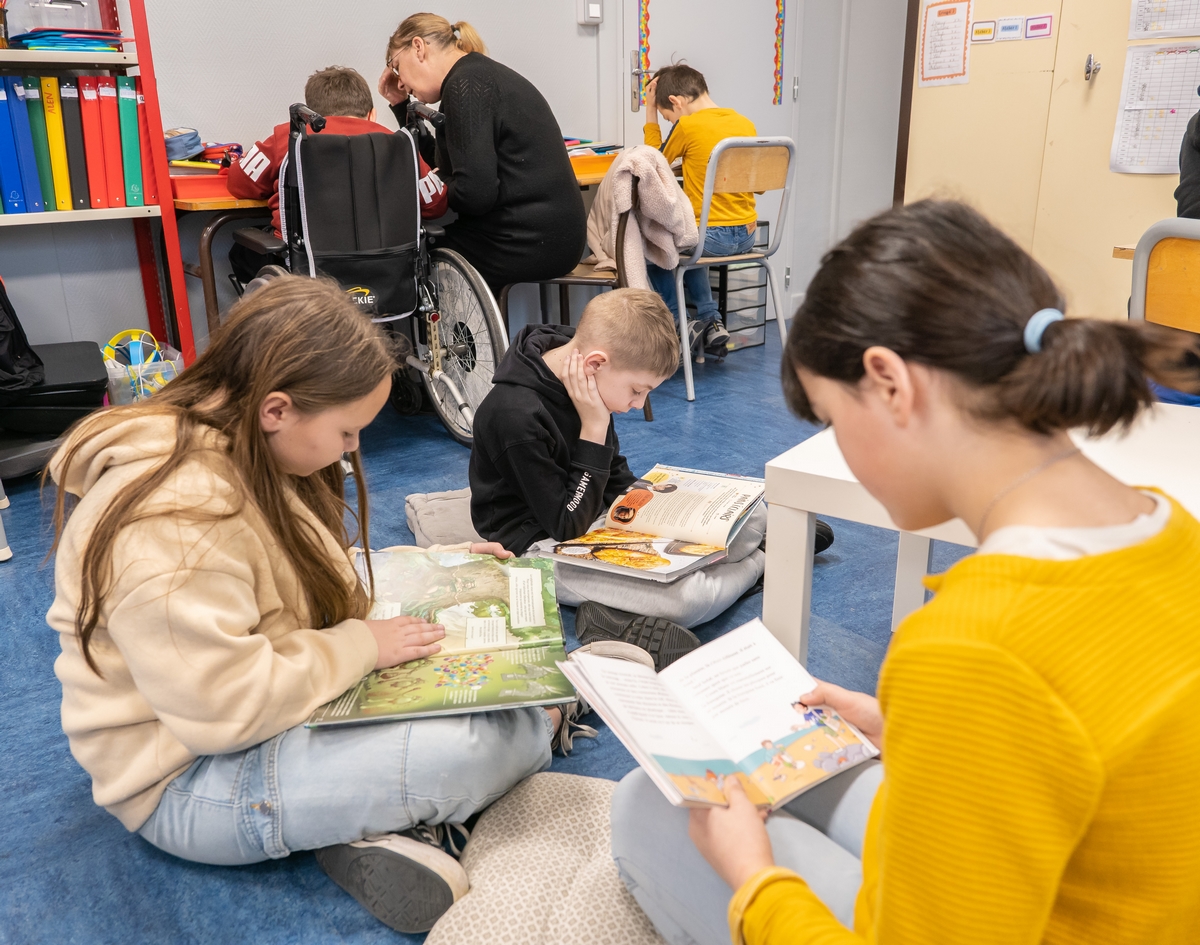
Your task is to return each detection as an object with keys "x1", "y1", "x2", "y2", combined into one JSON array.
[{"x1": 379, "y1": 14, "x2": 586, "y2": 292}]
